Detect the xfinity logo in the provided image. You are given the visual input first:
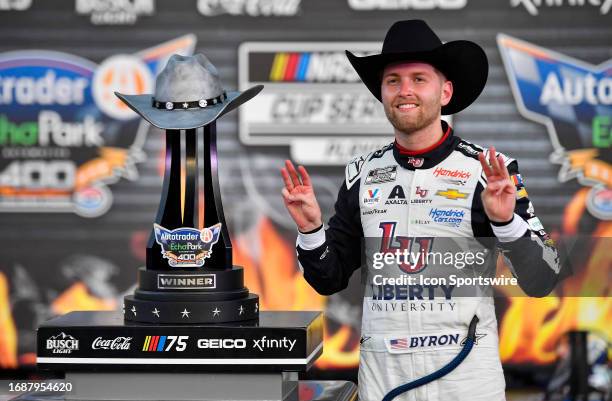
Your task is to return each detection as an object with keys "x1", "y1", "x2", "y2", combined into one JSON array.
[
  {"x1": 253, "y1": 336, "x2": 297, "y2": 352},
  {"x1": 348, "y1": 0, "x2": 467, "y2": 10},
  {"x1": 46, "y1": 332, "x2": 79, "y2": 354},
  {"x1": 91, "y1": 336, "x2": 132, "y2": 350},
  {"x1": 511, "y1": 0, "x2": 611, "y2": 15},
  {"x1": 197, "y1": 336, "x2": 297, "y2": 352}
]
